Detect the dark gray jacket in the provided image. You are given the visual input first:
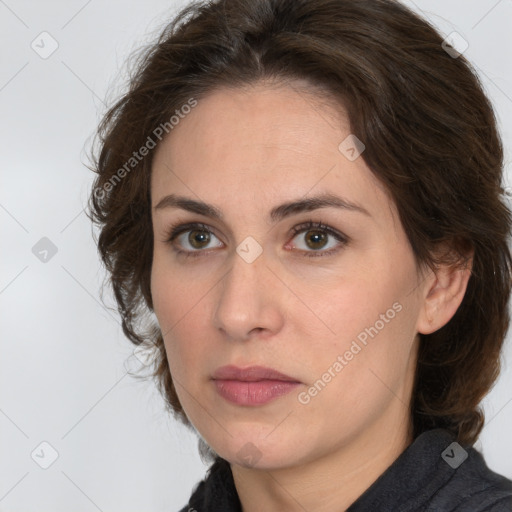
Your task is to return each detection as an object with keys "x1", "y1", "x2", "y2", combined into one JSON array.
[{"x1": 179, "y1": 429, "x2": 512, "y2": 511}]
